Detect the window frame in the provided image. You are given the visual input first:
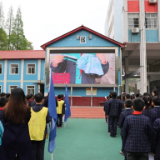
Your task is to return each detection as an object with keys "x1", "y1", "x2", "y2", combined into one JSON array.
[
  {"x1": 0, "y1": 63, "x2": 2, "y2": 74},
  {"x1": 26, "y1": 85, "x2": 35, "y2": 95},
  {"x1": 27, "y1": 63, "x2": 36, "y2": 75},
  {"x1": 10, "y1": 63, "x2": 19, "y2": 75},
  {"x1": 128, "y1": 13, "x2": 140, "y2": 29},
  {"x1": 80, "y1": 36, "x2": 86, "y2": 44},
  {"x1": 9, "y1": 85, "x2": 18, "y2": 93},
  {"x1": 145, "y1": 13, "x2": 158, "y2": 29}
]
